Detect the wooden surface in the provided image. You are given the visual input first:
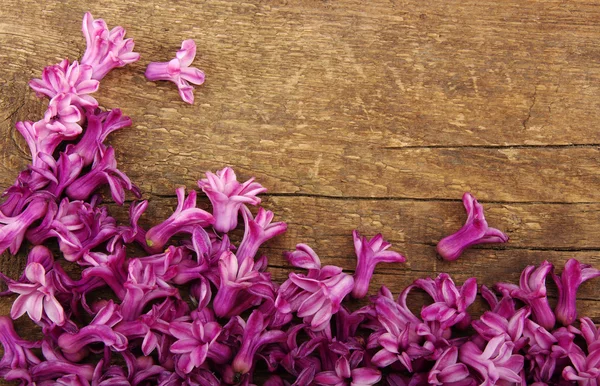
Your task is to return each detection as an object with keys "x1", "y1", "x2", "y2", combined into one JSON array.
[{"x1": 2, "y1": 0, "x2": 600, "y2": 375}]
